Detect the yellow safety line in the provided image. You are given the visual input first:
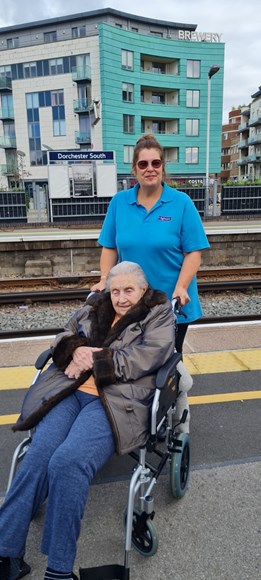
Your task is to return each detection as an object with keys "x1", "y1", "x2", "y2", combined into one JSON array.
[
  {"x1": 1, "y1": 390, "x2": 260, "y2": 426},
  {"x1": 0, "y1": 414, "x2": 19, "y2": 425},
  {"x1": 189, "y1": 391, "x2": 261, "y2": 405}
]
